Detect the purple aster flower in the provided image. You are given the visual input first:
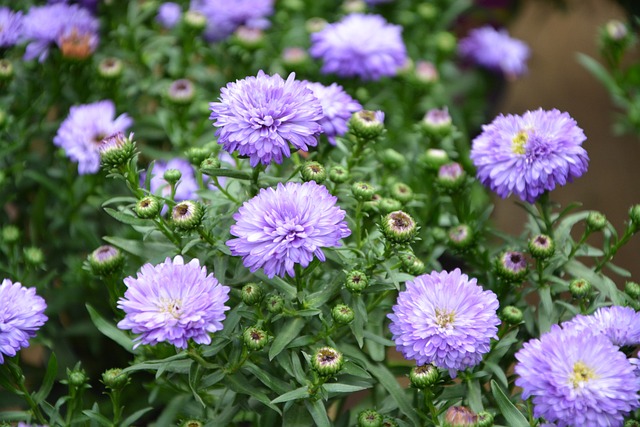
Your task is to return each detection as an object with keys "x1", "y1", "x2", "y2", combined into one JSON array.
[
  {"x1": 388, "y1": 268, "x2": 500, "y2": 377},
  {"x1": 157, "y1": 2, "x2": 182, "y2": 29},
  {"x1": 515, "y1": 325, "x2": 639, "y2": 427},
  {"x1": 22, "y1": 3, "x2": 99, "y2": 62},
  {"x1": 117, "y1": 256, "x2": 230, "y2": 349},
  {"x1": 305, "y1": 81, "x2": 362, "y2": 145},
  {"x1": 310, "y1": 13, "x2": 407, "y2": 81},
  {"x1": 209, "y1": 71, "x2": 324, "y2": 167},
  {"x1": 0, "y1": 7, "x2": 23, "y2": 48},
  {"x1": 458, "y1": 25, "x2": 530, "y2": 78},
  {"x1": 189, "y1": 0, "x2": 274, "y2": 42},
  {"x1": 0, "y1": 279, "x2": 48, "y2": 364},
  {"x1": 53, "y1": 100, "x2": 133, "y2": 174},
  {"x1": 470, "y1": 108, "x2": 588, "y2": 203},
  {"x1": 227, "y1": 181, "x2": 351, "y2": 278},
  {"x1": 562, "y1": 306, "x2": 640, "y2": 347}
]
